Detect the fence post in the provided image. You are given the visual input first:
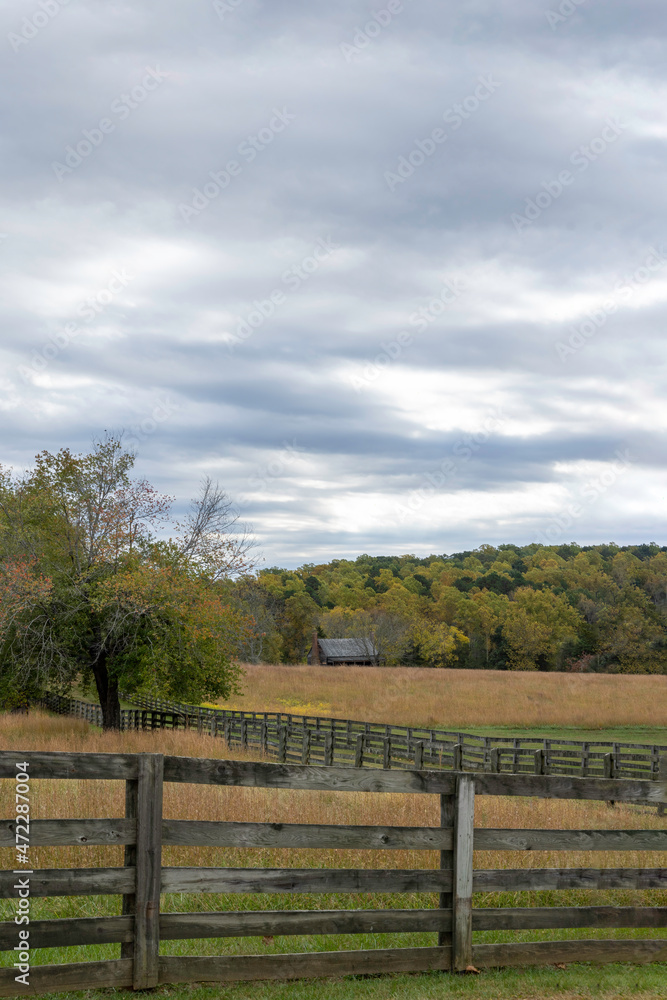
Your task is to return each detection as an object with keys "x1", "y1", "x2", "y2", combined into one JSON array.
[
  {"x1": 453, "y1": 743, "x2": 463, "y2": 772},
  {"x1": 324, "y1": 730, "x2": 333, "y2": 766},
  {"x1": 533, "y1": 749, "x2": 545, "y2": 775},
  {"x1": 240, "y1": 718, "x2": 247, "y2": 750},
  {"x1": 658, "y1": 754, "x2": 667, "y2": 816},
  {"x1": 355, "y1": 733, "x2": 364, "y2": 768},
  {"x1": 581, "y1": 741, "x2": 590, "y2": 778},
  {"x1": 210, "y1": 716, "x2": 217, "y2": 739},
  {"x1": 383, "y1": 737, "x2": 392, "y2": 769},
  {"x1": 438, "y1": 793, "x2": 455, "y2": 949},
  {"x1": 604, "y1": 752, "x2": 616, "y2": 809},
  {"x1": 414, "y1": 740, "x2": 424, "y2": 770},
  {"x1": 122, "y1": 754, "x2": 164, "y2": 990},
  {"x1": 483, "y1": 736, "x2": 491, "y2": 771},
  {"x1": 301, "y1": 729, "x2": 311, "y2": 765},
  {"x1": 490, "y1": 747, "x2": 501, "y2": 773},
  {"x1": 224, "y1": 717, "x2": 232, "y2": 748},
  {"x1": 451, "y1": 775, "x2": 475, "y2": 971},
  {"x1": 278, "y1": 724, "x2": 287, "y2": 763},
  {"x1": 133, "y1": 754, "x2": 163, "y2": 989}
]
